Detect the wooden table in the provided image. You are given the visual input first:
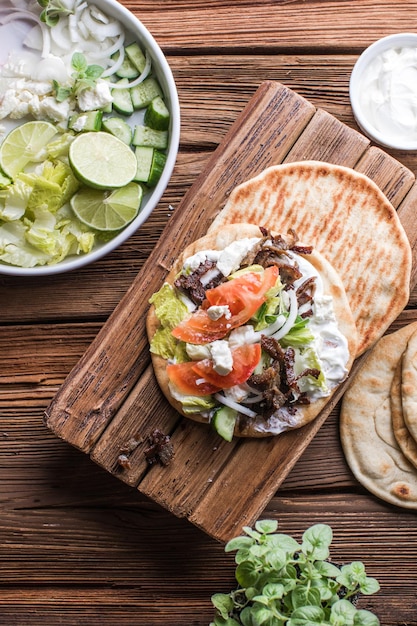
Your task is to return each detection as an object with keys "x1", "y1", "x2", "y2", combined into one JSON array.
[{"x1": 2, "y1": 1, "x2": 417, "y2": 623}]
